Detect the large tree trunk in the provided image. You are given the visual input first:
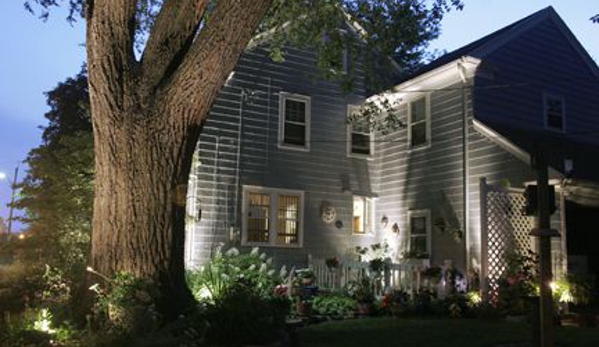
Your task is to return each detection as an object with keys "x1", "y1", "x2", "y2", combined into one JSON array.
[
  {"x1": 90, "y1": 105, "x2": 197, "y2": 318},
  {"x1": 84, "y1": 0, "x2": 273, "y2": 322}
]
